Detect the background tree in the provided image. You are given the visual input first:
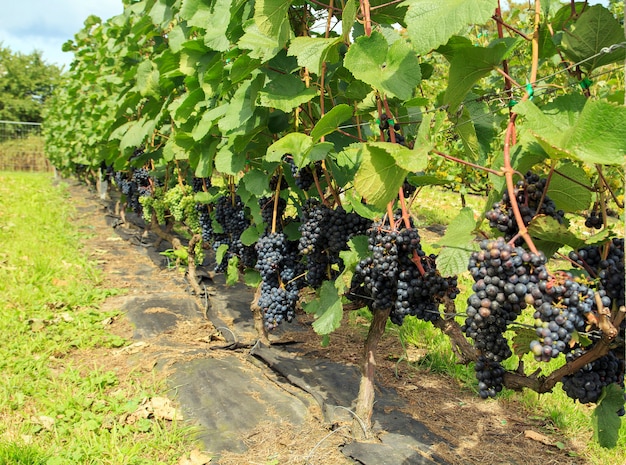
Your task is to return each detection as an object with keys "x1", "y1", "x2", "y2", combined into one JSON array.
[{"x1": 0, "y1": 45, "x2": 62, "y2": 123}]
